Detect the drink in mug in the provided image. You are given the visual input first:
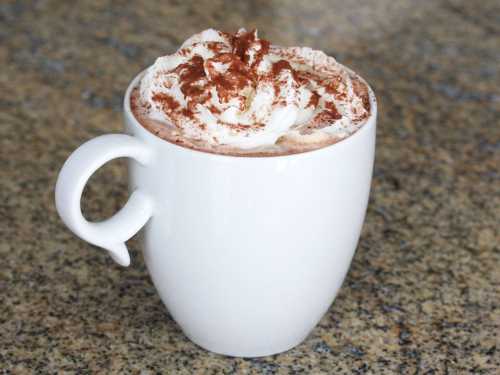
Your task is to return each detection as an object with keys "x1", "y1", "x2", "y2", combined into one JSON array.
[{"x1": 56, "y1": 29, "x2": 377, "y2": 357}]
